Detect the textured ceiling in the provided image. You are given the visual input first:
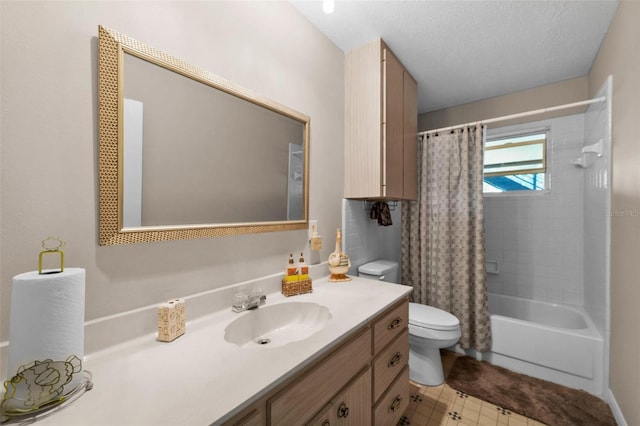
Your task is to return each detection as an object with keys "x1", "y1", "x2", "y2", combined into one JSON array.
[{"x1": 290, "y1": 0, "x2": 619, "y2": 113}]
